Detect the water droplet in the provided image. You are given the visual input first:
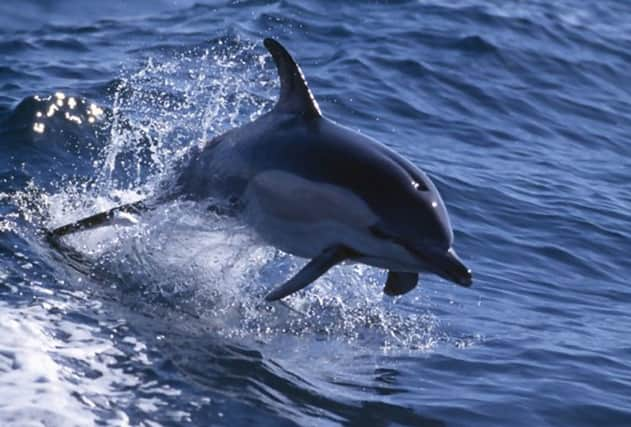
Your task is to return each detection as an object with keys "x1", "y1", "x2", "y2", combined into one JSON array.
[{"x1": 33, "y1": 122, "x2": 45, "y2": 133}]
